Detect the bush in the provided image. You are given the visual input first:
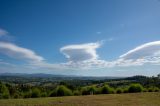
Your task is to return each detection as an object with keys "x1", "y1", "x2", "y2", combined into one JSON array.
[
  {"x1": 88, "y1": 86, "x2": 96, "y2": 95},
  {"x1": 0, "y1": 83, "x2": 10, "y2": 99},
  {"x1": 116, "y1": 88, "x2": 123, "y2": 94},
  {"x1": 148, "y1": 87, "x2": 154, "y2": 92},
  {"x1": 81, "y1": 87, "x2": 90, "y2": 95},
  {"x1": 148, "y1": 87, "x2": 159, "y2": 92},
  {"x1": 2, "y1": 93, "x2": 10, "y2": 99},
  {"x1": 23, "y1": 90, "x2": 32, "y2": 98},
  {"x1": 128, "y1": 84, "x2": 143, "y2": 93},
  {"x1": 49, "y1": 90, "x2": 57, "y2": 97},
  {"x1": 154, "y1": 87, "x2": 159, "y2": 92},
  {"x1": 41, "y1": 92, "x2": 48, "y2": 97},
  {"x1": 143, "y1": 88, "x2": 148, "y2": 92},
  {"x1": 13, "y1": 93, "x2": 20, "y2": 99},
  {"x1": 31, "y1": 88, "x2": 41, "y2": 98},
  {"x1": 95, "y1": 87, "x2": 101, "y2": 94},
  {"x1": 56, "y1": 85, "x2": 73, "y2": 96},
  {"x1": 101, "y1": 85, "x2": 114, "y2": 94},
  {"x1": 73, "y1": 90, "x2": 81, "y2": 96}
]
